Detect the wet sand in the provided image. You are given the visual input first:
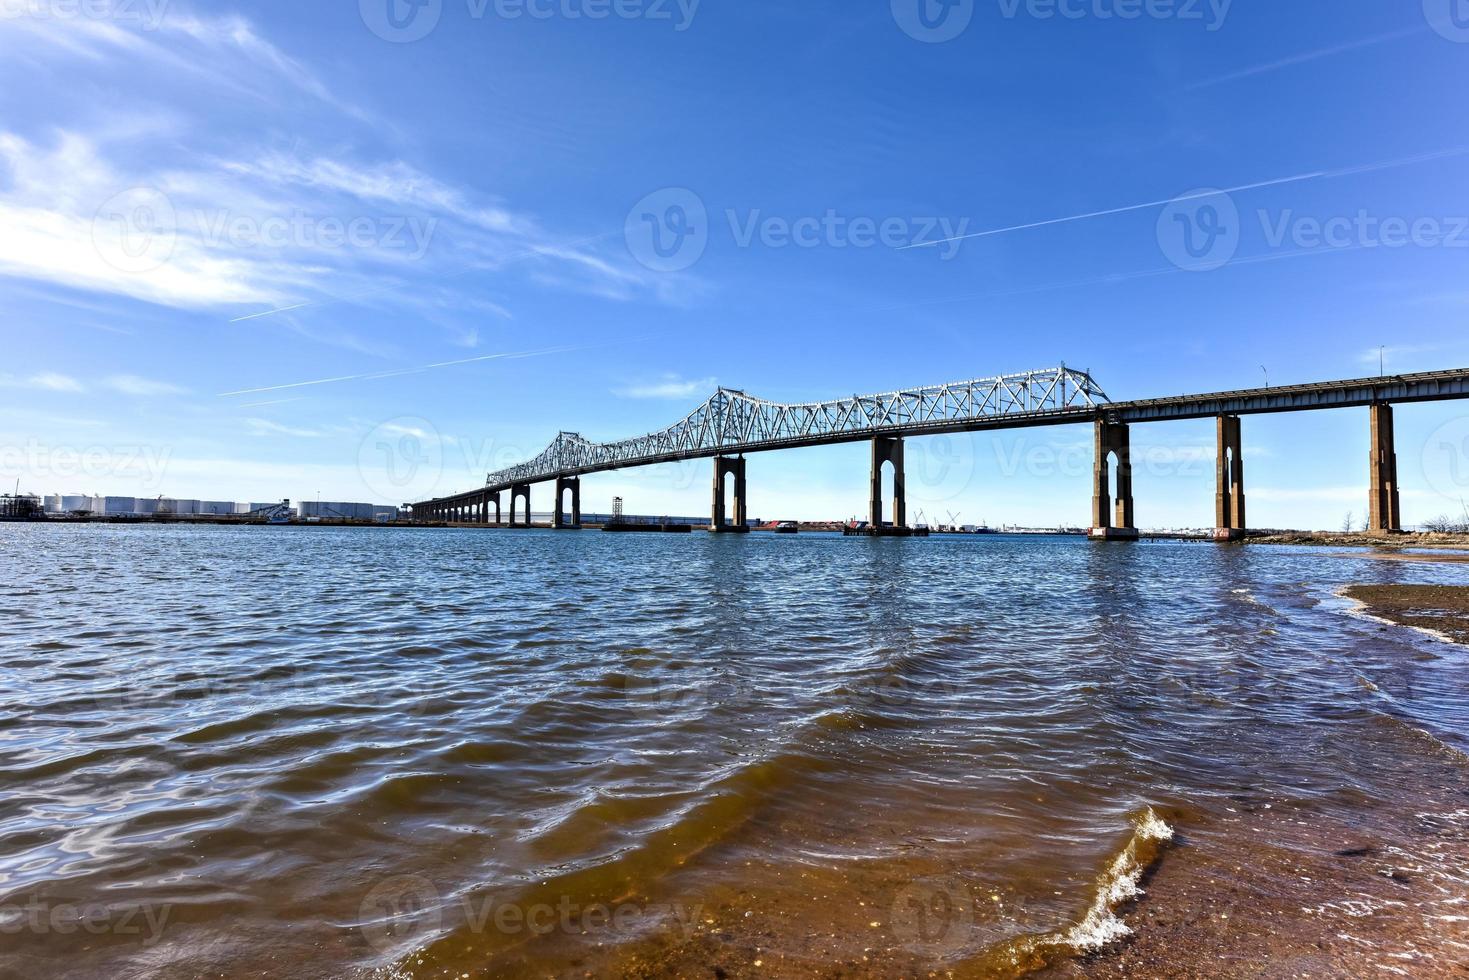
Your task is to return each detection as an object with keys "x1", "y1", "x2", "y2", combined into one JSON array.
[
  {"x1": 1050, "y1": 583, "x2": 1469, "y2": 979},
  {"x1": 1344, "y1": 584, "x2": 1469, "y2": 644}
]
